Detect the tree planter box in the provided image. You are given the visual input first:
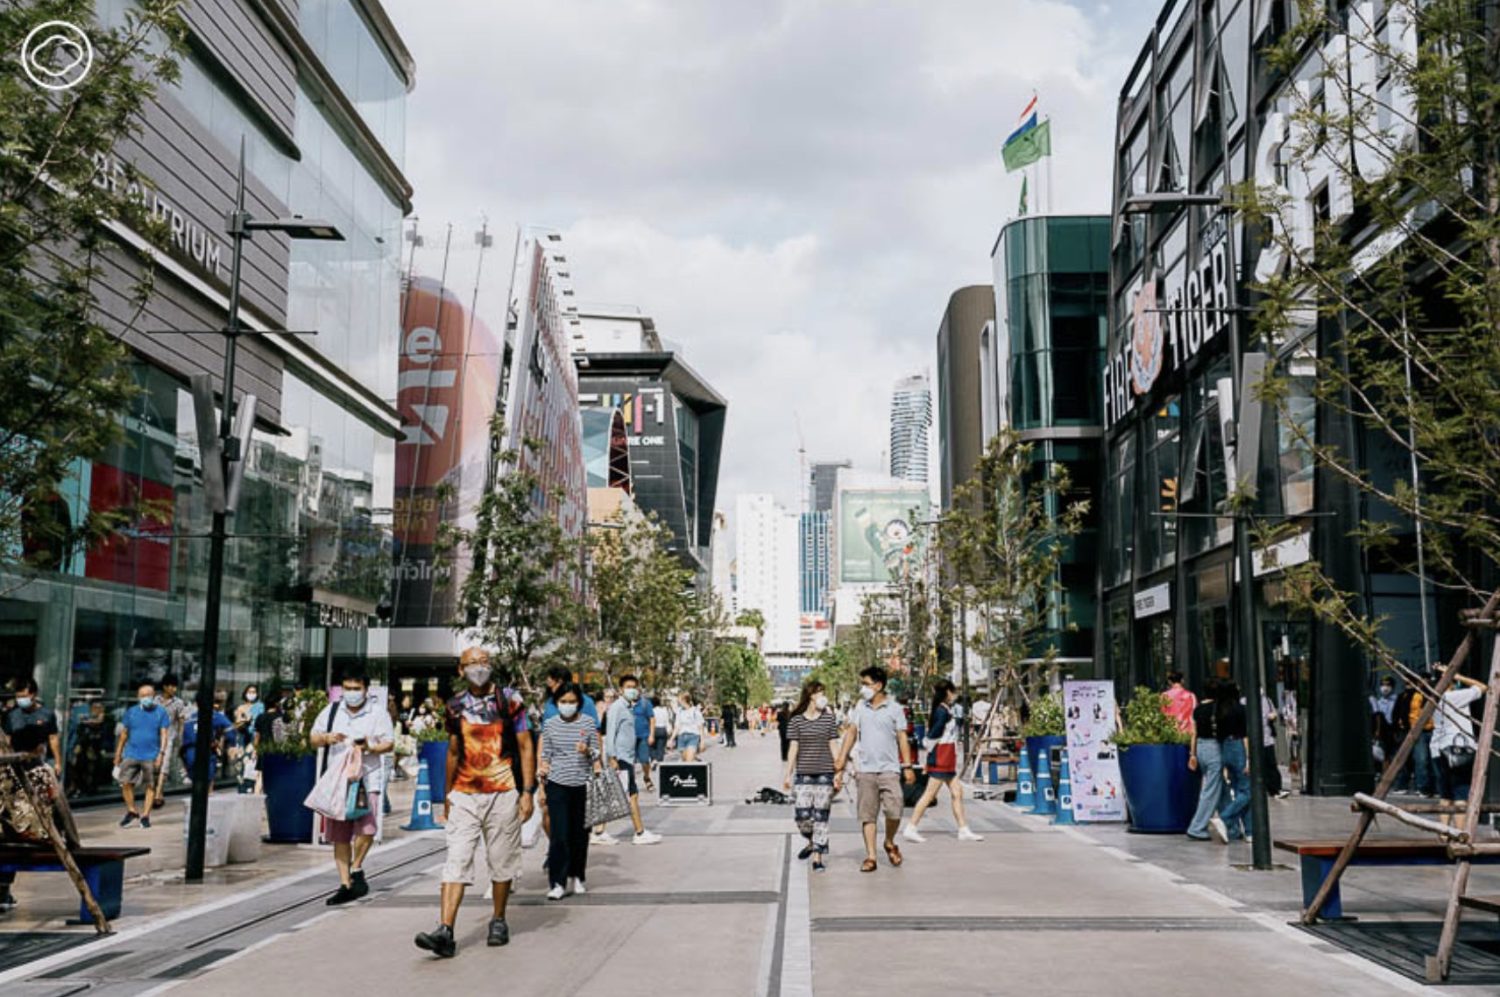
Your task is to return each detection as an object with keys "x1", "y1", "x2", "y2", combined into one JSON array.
[
  {"x1": 418, "y1": 740, "x2": 450, "y2": 803},
  {"x1": 260, "y1": 753, "x2": 316, "y2": 844},
  {"x1": 1119, "y1": 743, "x2": 1201, "y2": 833}
]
